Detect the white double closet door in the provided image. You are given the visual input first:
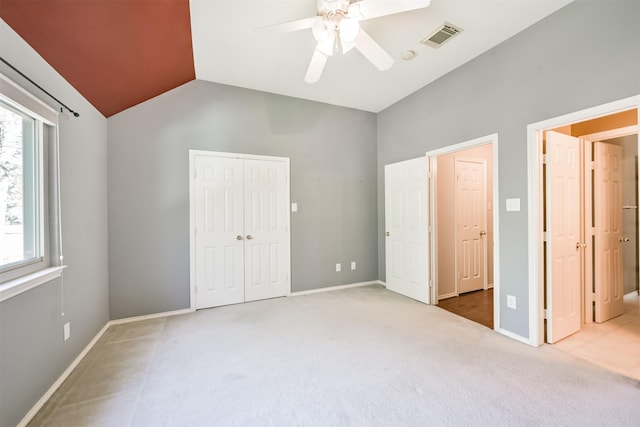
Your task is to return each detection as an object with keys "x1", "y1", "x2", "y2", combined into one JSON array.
[{"x1": 191, "y1": 152, "x2": 290, "y2": 309}]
